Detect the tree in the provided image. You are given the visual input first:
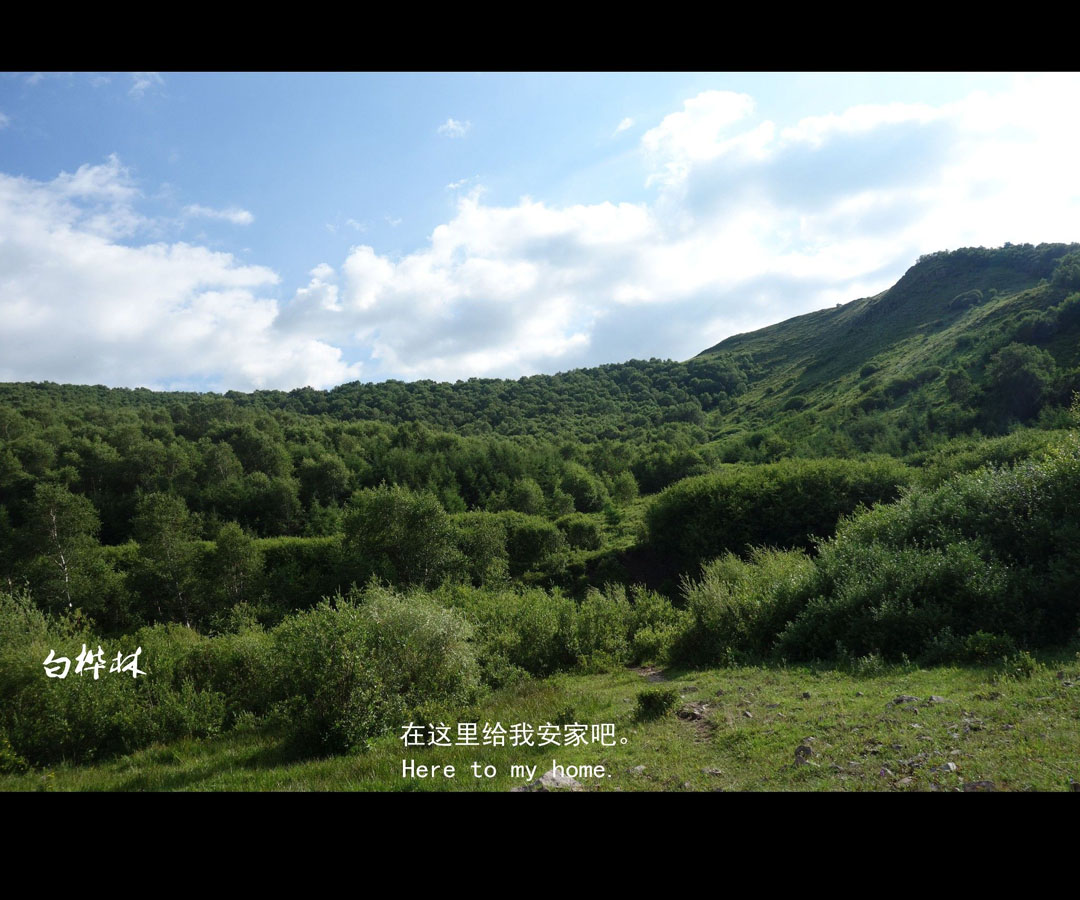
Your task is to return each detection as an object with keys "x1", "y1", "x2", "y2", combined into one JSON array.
[
  {"x1": 984, "y1": 343, "x2": 1057, "y2": 424},
  {"x1": 133, "y1": 492, "x2": 200, "y2": 623},
  {"x1": 560, "y1": 463, "x2": 605, "y2": 512},
  {"x1": 343, "y1": 485, "x2": 459, "y2": 588},
  {"x1": 206, "y1": 521, "x2": 264, "y2": 610},
  {"x1": 24, "y1": 483, "x2": 103, "y2": 612}
]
